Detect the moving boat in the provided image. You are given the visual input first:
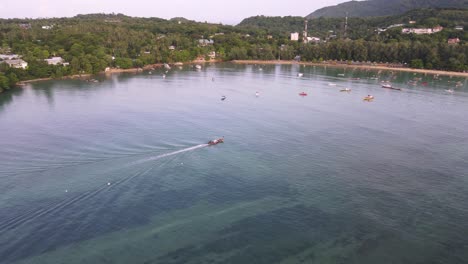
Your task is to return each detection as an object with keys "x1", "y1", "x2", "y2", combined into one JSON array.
[
  {"x1": 299, "y1": 92, "x2": 308, "y2": 96},
  {"x1": 208, "y1": 137, "x2": 224, "y2": 145},
  {"x1": 221, "y1": 95, "x2": 226, "y2": 101},
  {"x1": 340, "y1": 88, "x2": 351, "y2": 92},
  {"x1": 363, "y1": 95, "x2": 374, "y2": 101}
]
